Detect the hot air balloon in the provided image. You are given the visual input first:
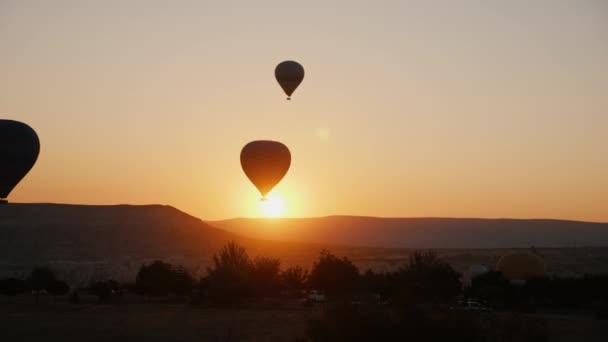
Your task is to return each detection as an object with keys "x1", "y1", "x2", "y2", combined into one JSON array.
[
  {"x1": 275, "y1": 61, "x2": 304, "y2": 100},
  {"x1": 240, "y1": 140, "x2": 291, "y2": 200},
  {"x1": 0, "y1": 120, "x2": 40, "y2": 203}
]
